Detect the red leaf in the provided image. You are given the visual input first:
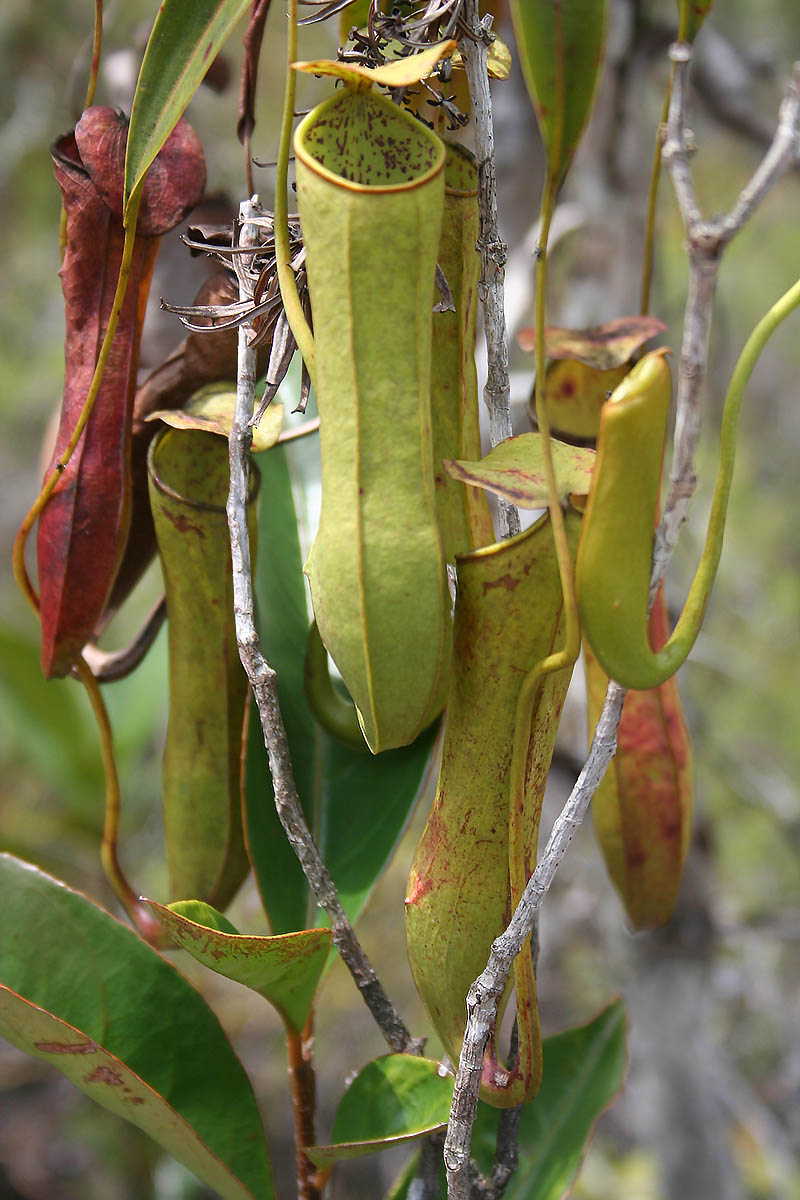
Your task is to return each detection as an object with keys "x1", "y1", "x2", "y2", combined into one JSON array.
[{"x1": 37, "y1": 108, "x2": 205, "y2": 677}]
